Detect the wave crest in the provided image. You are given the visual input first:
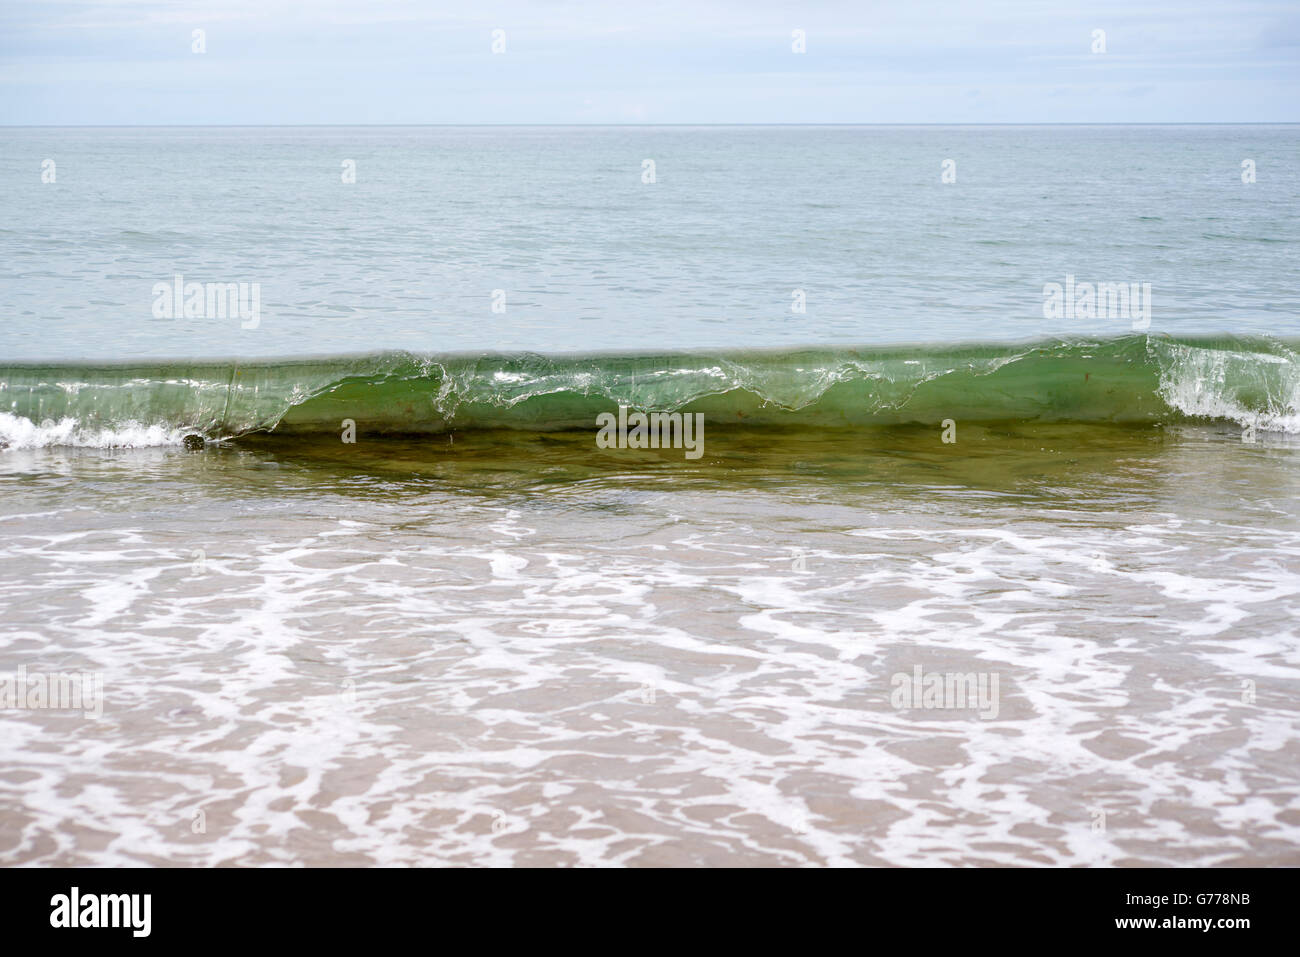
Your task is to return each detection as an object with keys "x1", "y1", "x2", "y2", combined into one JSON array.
[{"x1": 3, "y1": 334, "x2": 1298, "y2": 448}]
